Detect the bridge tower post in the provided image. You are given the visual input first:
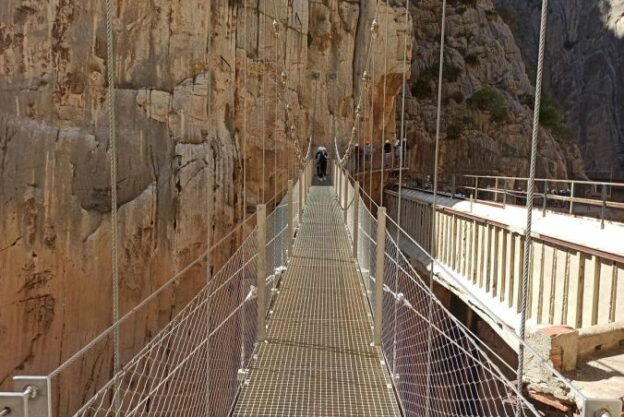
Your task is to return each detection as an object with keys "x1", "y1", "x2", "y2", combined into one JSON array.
[
  {"x1": 256, "y1": 204, "x2": 267, "y2": 342},
  {"x1": 353, "y1": 181, "x2": 360, "y2": 258},
  {"x1": 298, "y1": 172, "x2": 303, "y2": 223},
  {"x1": 287, "y1": 180, "x2": 294, "y2": 258},
  {"x1": 373, "y1": 207, "x2": 387, "y2": 346},
  {"x1": 343, "y1": 168, "x2": 348, "y2": 224}
]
